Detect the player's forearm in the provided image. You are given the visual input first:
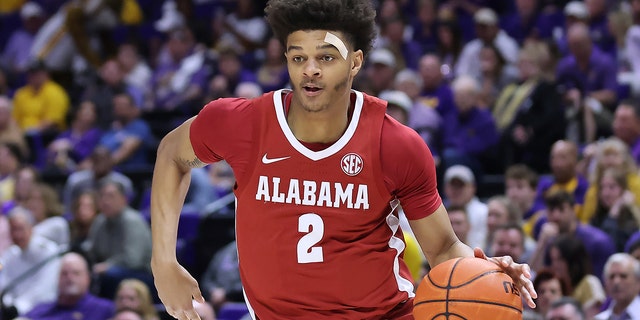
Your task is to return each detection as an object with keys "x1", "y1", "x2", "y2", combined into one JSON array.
[
  {"x1": 150, "y1": 137, "x2": 192, "y2": 265},
  {"x1": 430, "y1": 240, "x2": 474, "y2": 267}
]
